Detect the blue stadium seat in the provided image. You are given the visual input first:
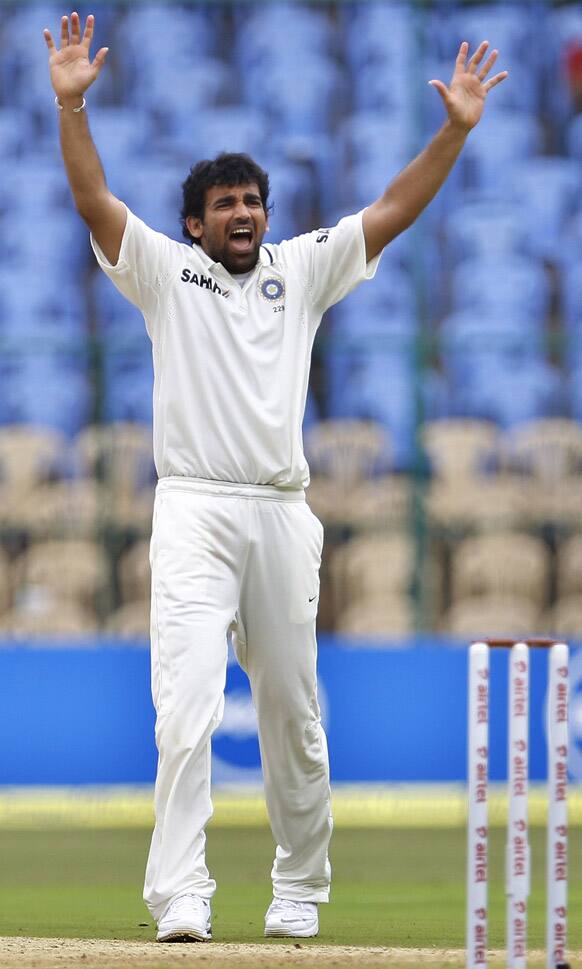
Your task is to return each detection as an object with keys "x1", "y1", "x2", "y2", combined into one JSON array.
[
  {"x1": 182, "y1": 107, "x2": 269, "y2": 165},
  {"x1": 445, "y1": 200, "x2": 529, "y2": 263},
  {"x1": 440, "y1": 311, "x2": 545, "y2": 387},
  {"x1": 461, "y1": 110, "x2": 542, "y2": 195},
  {"x1": 0, "y1": 108, "x2": 34, "y2": 158},
  {"x1": 336, "y1": 111, "x2": 413, "y2": 173},
  {"x1": 235, "y1": 5, "x2": 334, "y2": 72},
  {"x1": 247, "y1": 57, "x2": 345, "y2": 138},
  {"x1": 507, "y1": 157, "x2": 582, "y2": 261},
  {"x1": 333, "y1": 261, "x2": 416, "y2": 326},
  {"x1": 118, "y1": 161, "x2": 185, "y2": 239},
  {"x1": 0, "y1": 161, "x2": 70, "y2": 214},
  {"x1": 325, "y1": 350, "x2": 416, "y2": 470},
  {"x1": 84, "y1": 107, "x2": 155, "y2": 182},
  {"x1": 262, "y1": 160, "x2": 314, "y2": 244},
  {"x1": 2, "y1": 210, "x2": 89, "y2": 273},
  {"x1": 0, "y1": 333, "x2": 91, "y2": 435},
  {"x1": 450, "y1": 256, "x2": 550, "y2": 324},
  {"x1": 101, "y1": 330, "x2": 153, "y2": 424},
  {"x1": 303, "y1": 389, "x2": 320, "y2": 435},
  {"x1": 92, "y1": 272, "x2": 146, "y2": 334},
  {"x1": 569, "y1": 366, "x2": 582, "y2": 421},
  {"x1": 134, "y1": 59, "x2": 235, "y2": 119},
  {"x1": 0, "y1": 270, "x2": 86, "y2": 334},
  {"x1": 341, "y1": 3, "x2": 415, "y2": 73},
  {"x1": 450, "y1": 360, "x2": 565, "y2": 428},
  {"x1": 352, "y1": 60, "x2": 416, "y2": 116}
]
